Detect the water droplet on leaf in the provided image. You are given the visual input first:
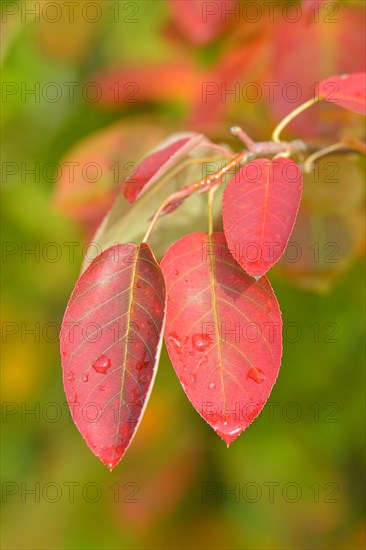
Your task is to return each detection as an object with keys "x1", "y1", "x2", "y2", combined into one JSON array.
[
  {"x1": 120, "y1": 425, "x2": 130, "y2": 436},
  {"x1": 209, "y1": 412, "x2": 222, "y2": 425},
  {"x1": 135, "y1": 355, "x2": 150, "y2": 370},
  {"x1": 138, "y1": 370, "x2": 150, "y2": 384},
  {"x1": 192, "y1": 333, "x2": 213, "y2": 352},
  {"x1": 115, "y1": 444, "x2": 124, "y2": 455},
  {"x1": 92, "y1": 355, "x2": 111, "y2": 374},
  {"x1": 168, "y1": 332, "x2": 188, "y2": 354},
  {"x1": 246, "y1": 367, "x2": 266, "y2": 383},
  {"x1": 246, "y1": 406, "x2": 259, "y2": 422}
]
